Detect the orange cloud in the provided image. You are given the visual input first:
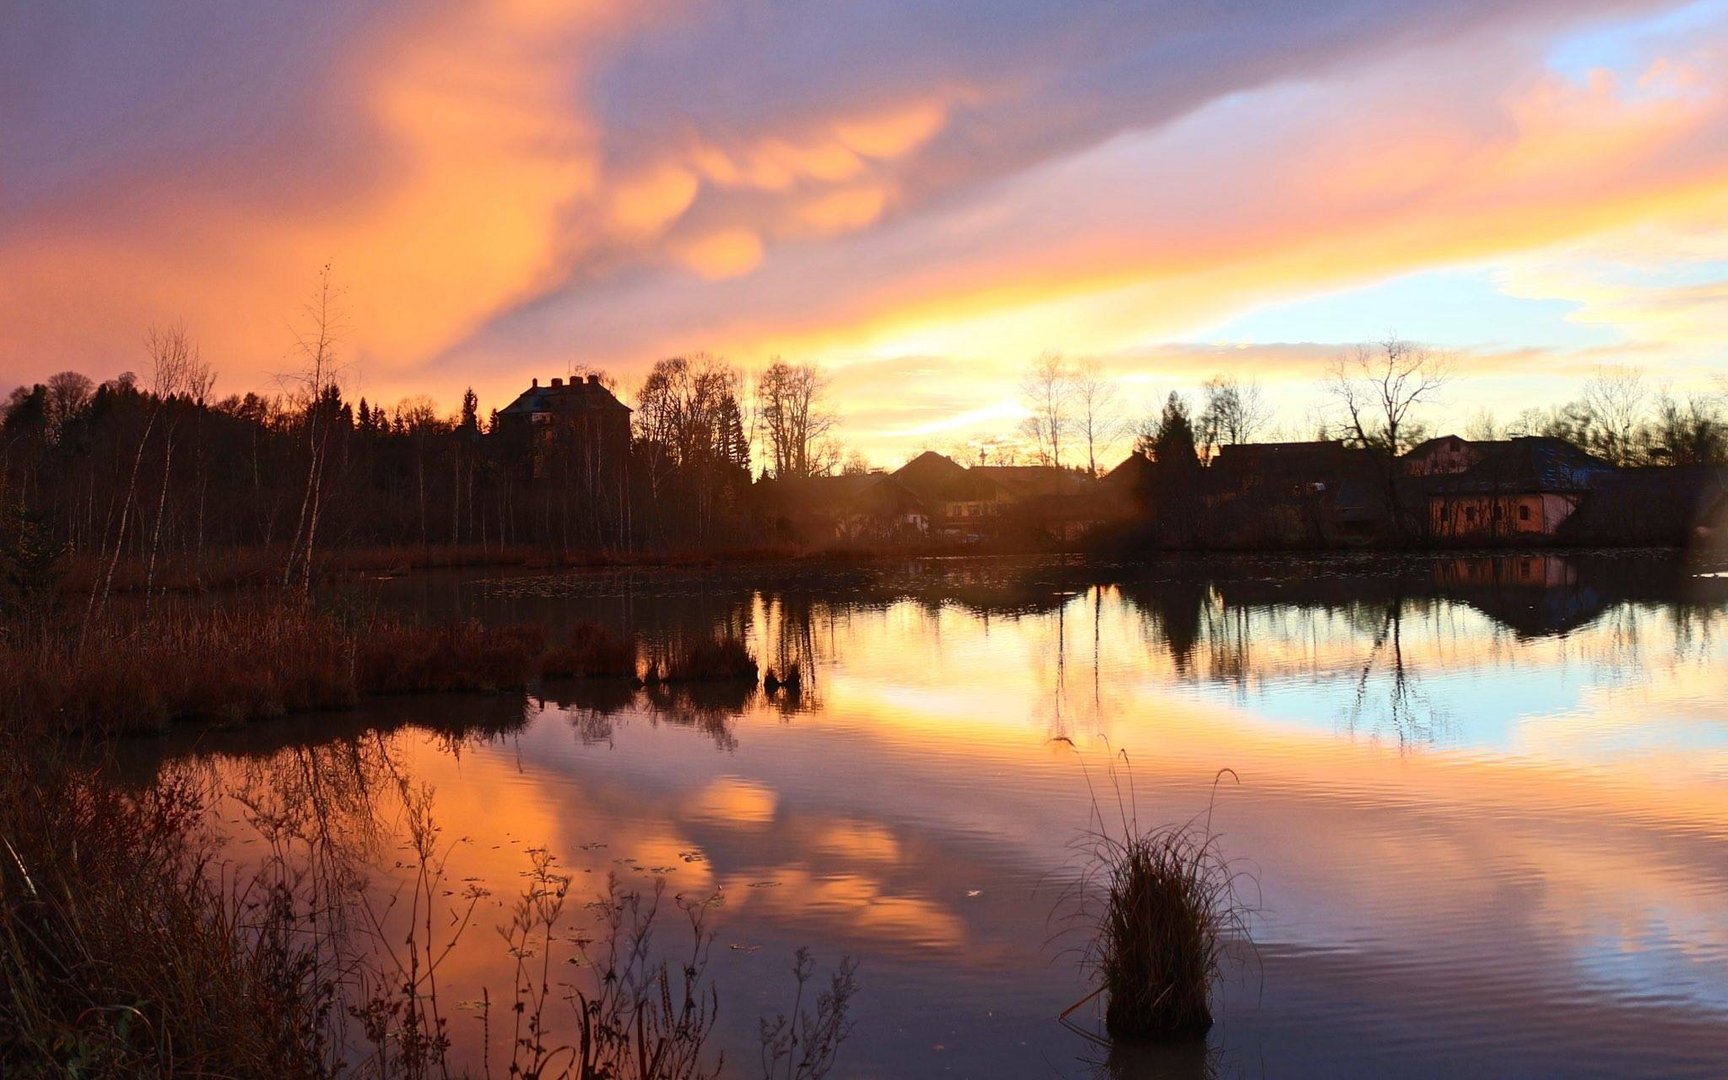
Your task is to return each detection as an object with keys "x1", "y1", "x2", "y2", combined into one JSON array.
[
  {"x1": 673, "y1": 228, "x2": 765, "y2": 279},
  {"x1": 8, "y1": 0, "x2": 1728, "y2": 468}
]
